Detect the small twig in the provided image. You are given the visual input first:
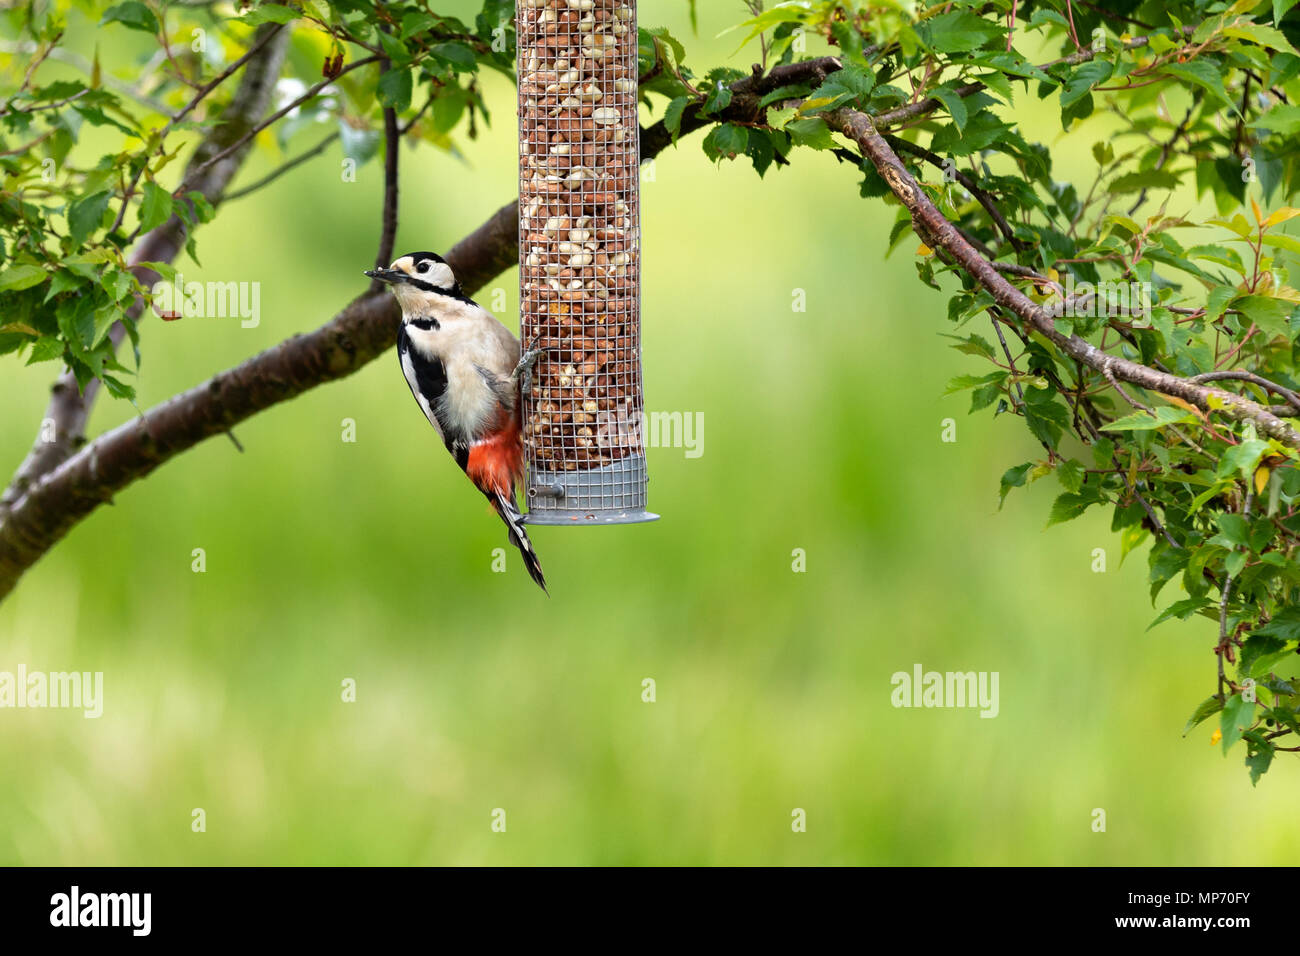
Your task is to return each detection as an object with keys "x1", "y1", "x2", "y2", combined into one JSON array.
[
  {"x1": 1101, "y1": 356, "x2": 1154, "y2": 413},
  {"x1": 1127, "y1": 106, "x2": 1193, "y2": 216},
  {"x1": 373, "y1": 105, "x2": 400, "y2": 282},
  {"x1": 1217, "y1": 487, "x2": 1255, "y2": 698},
  {"x1": 885, "y1": 134, "x2": 1024, "y2": 251},
  {"x1": 1188, "y1": 370, "x2": 1300, "y2": 415},
  {"x1": 222, "y1": 131, "x2": 341, "y2": 202},
  {"x1": 990, "y1": 312, "x2": 1027, "y2": 410},
  {"x1": 181, "y1": 55, "x2": 381, "y2": 187},
  {"x1": 0, "y1": 31, "x2": 62, "y2": 116}
]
